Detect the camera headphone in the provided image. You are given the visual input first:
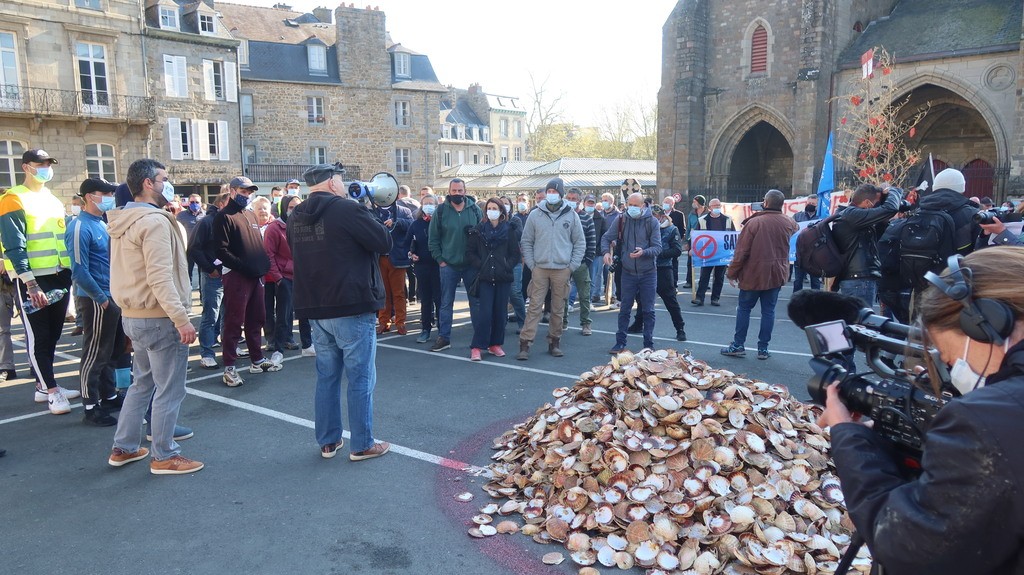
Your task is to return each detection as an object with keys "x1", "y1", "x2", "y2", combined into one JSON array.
[{"x1": 924, "y1": 255, "x2": 1015, "y2": 345}]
